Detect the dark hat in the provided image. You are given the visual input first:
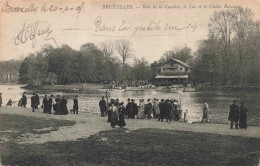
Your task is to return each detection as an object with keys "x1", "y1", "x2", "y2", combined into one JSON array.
[
  {"x1": 51, "y1": 95, "x2": 54, "y2": 97},
  {"x1": 127, "y1": 98, "x2": 130, "y2": 101},
  {"x1": 166, "y1": 99, "x2": 170, "y2": 102},
  {"x1": 154, "y1": 98, "x2": 156, "y2": 100},
  {"x1": 75, "y1": 95, "x2": 78, "y2": 98},
  {"x1": 131, "y1": 99, "x2": 135, "y2": 101},
  {"x1": 102, "y1": 96, "x2": 105, "y2": 99},
  {"x1": 161, "y1": 99, "x2": 164, "y2": 102},
  {"x1": 147, "y1": 99, "x2": 150, "y2": 101},
  {"x1": 121, "y1": 101, "x2": 124, "y2": 104}
]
